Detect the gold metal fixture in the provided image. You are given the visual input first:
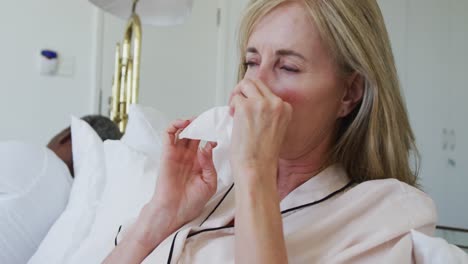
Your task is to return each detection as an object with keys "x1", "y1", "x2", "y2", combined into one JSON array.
[{"x1": 110, "y1": 0, "x2": 142, "y2": 132}]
